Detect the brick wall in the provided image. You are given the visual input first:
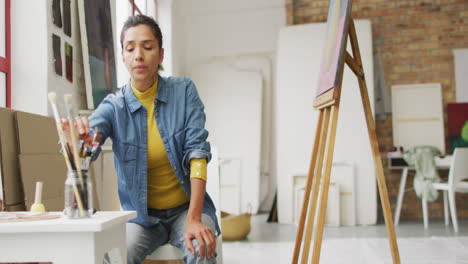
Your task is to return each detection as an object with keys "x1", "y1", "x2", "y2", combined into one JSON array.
[{"x1": 286, "y1": 0, "x2": 468, "y2": 222}]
